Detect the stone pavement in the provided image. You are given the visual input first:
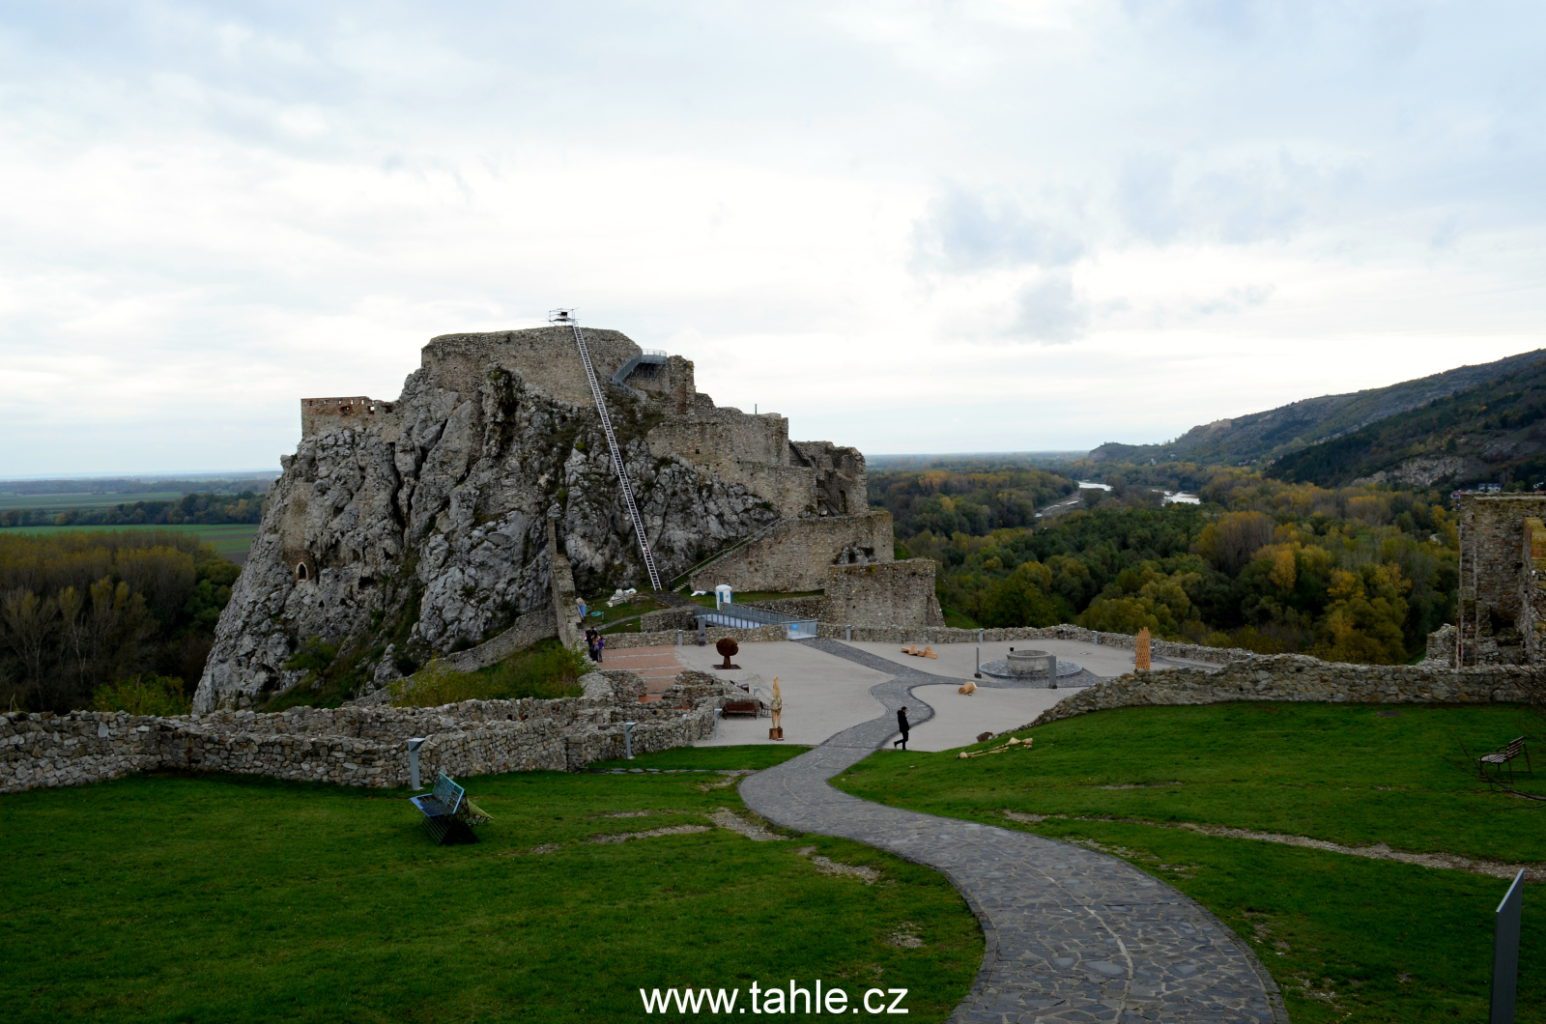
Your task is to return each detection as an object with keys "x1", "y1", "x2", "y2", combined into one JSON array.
[{"x1": 740, "y1": 640, "x2": 1288, "y2": 1024}]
